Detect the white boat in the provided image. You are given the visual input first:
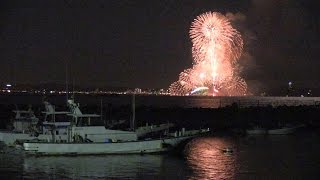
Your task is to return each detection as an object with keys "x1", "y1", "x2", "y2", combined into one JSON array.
[
  {"x1": 246, "y1": 124, "x2": 304, "y2": 135},
  {"x1": 267, "y1": 124, "x2": 304, "y2": 135},
  {"x1": 23, "y1": 129, "x2": 209, "y2": 155},
  {"x1": 0, "y1": 102, "x2": 71, "y2": 146},
  {"x1": 246, "y1": 127, "x2": 267, "y2": 135},
  {"x1": 23, "y1": 96, "x2": 210, "y2": 155}
]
